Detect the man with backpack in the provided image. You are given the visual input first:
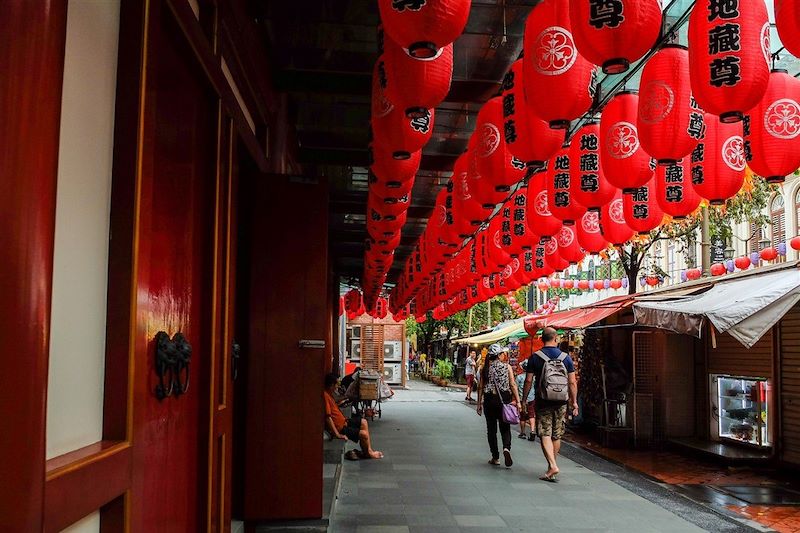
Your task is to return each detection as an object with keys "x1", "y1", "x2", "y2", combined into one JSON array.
[{"x1": 521, "y1": 327, "x2": 577, "y2": 482}]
